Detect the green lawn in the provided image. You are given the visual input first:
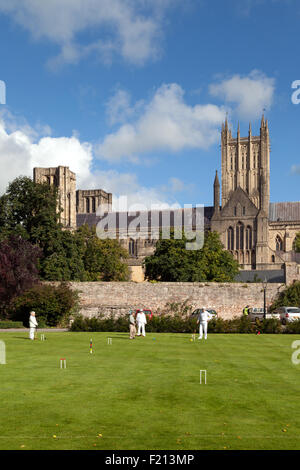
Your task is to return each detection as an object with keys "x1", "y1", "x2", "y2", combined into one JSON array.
[{"x1": 0, "y1": 331, "x2": 300, "y2": 450}]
